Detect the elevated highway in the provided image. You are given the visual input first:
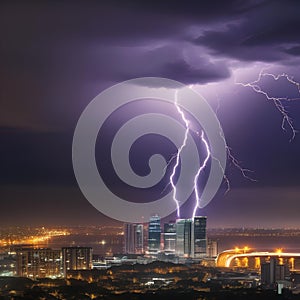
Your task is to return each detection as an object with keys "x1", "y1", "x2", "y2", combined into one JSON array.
[{"x1": 216, "y1": 247, "x2": 300, "y2": 269}]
